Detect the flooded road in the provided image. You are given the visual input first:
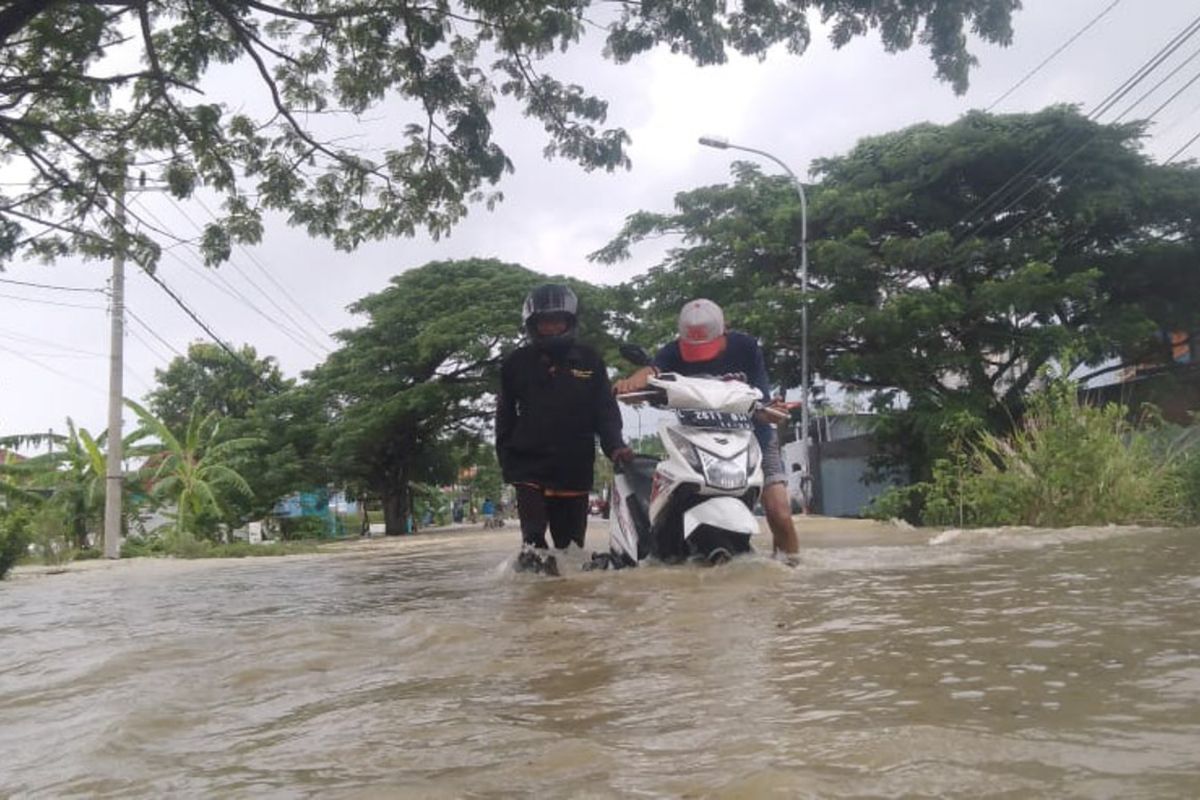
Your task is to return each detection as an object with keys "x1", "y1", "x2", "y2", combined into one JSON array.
[{"x1": 2, "y1": 522, "x2": 1199, "y2": 798}]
